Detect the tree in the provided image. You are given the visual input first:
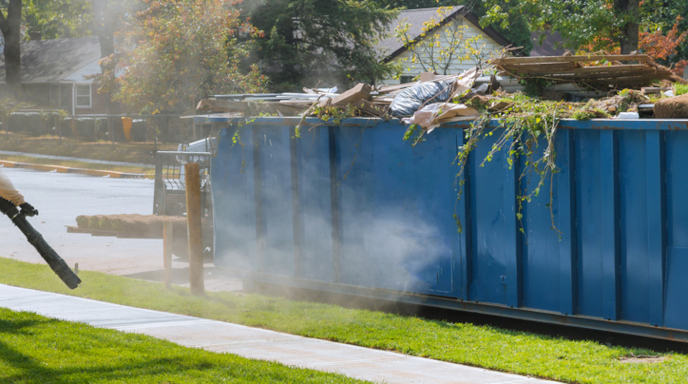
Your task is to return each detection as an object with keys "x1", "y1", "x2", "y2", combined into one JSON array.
[
  {"x1": 615, "y1": 0, "x2": 639, "y2": 54},
  {"x1": 0, "y1": 0, "x2": 22, "y2": 95},
  {"x1": 245, "y1": 0, "x2": 398, "y2": 90},
  {"x1": 636, "y1": 0, "x2": 688, "y2": 73},
  {"x1": 23, "y1": 0, "x2": 94, "y2": 40},
  {"x1": 481, "y1": 0, "x2": 641, "y2": 54},
  {"x1": 90, "y1": 0, "x2": 125, "y2": 137},
  {"x1": 106, "y1": 0, "x2": 266, "y2": 114}
]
